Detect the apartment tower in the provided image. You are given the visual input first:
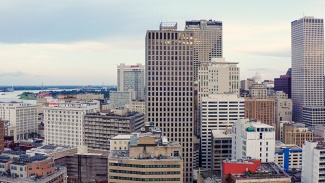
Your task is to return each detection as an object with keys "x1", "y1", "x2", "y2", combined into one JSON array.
[
  {"x1": 146, "y1": 22, "x2": 194, "y2": 182},
  {"x1": 291, "y1": 17, "x2": 324, "y2": 123}
]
